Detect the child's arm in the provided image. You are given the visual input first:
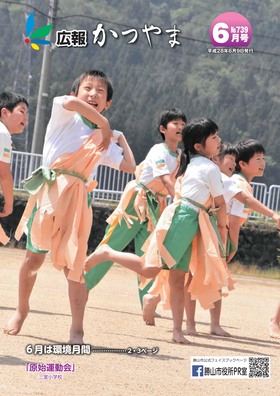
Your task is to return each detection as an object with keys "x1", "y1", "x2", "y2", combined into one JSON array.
[
  {"x1": 63, "y1": 97, "x2": 112, "y2": 149},
  {"x1": 227, "y1": 214, "x2": 241, "y2": 263},
  {"x1": 213, "y1": 194, "x2": 227, "y2": 246},
  {"x1": 117, "y1": 134, "x2": 136, "y2": 173},
  {"x1": 0, "y1": 161, "x2": 13, "y2": 217},
  {"x1": 159, "y1": 174, "x2": 175, "y2": 199},
  {"x1": 234, "y1": 191, "x2": 280, "y2": 226}
]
